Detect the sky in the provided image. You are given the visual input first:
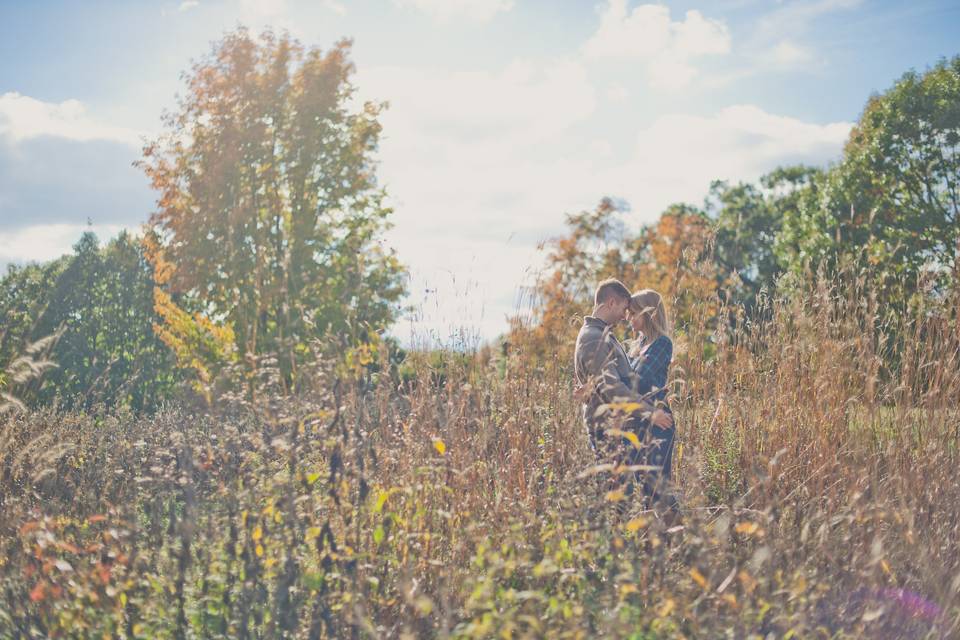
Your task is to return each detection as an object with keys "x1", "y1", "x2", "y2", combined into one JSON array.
[{"x1": 1, "y1": 0, "x2": 958, "y2": 346}]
